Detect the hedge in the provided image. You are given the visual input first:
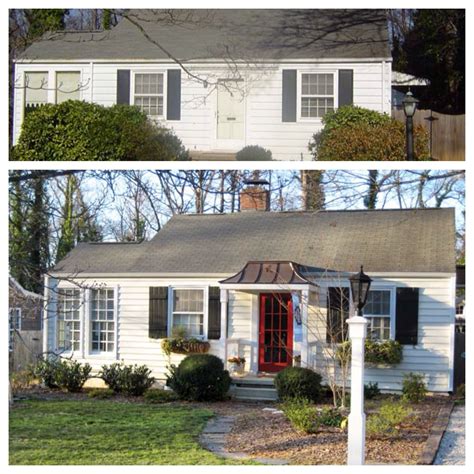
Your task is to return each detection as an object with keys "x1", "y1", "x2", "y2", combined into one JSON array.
[{"x1": 12, "y1": 100, "x2": 190, "y2": 161}]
